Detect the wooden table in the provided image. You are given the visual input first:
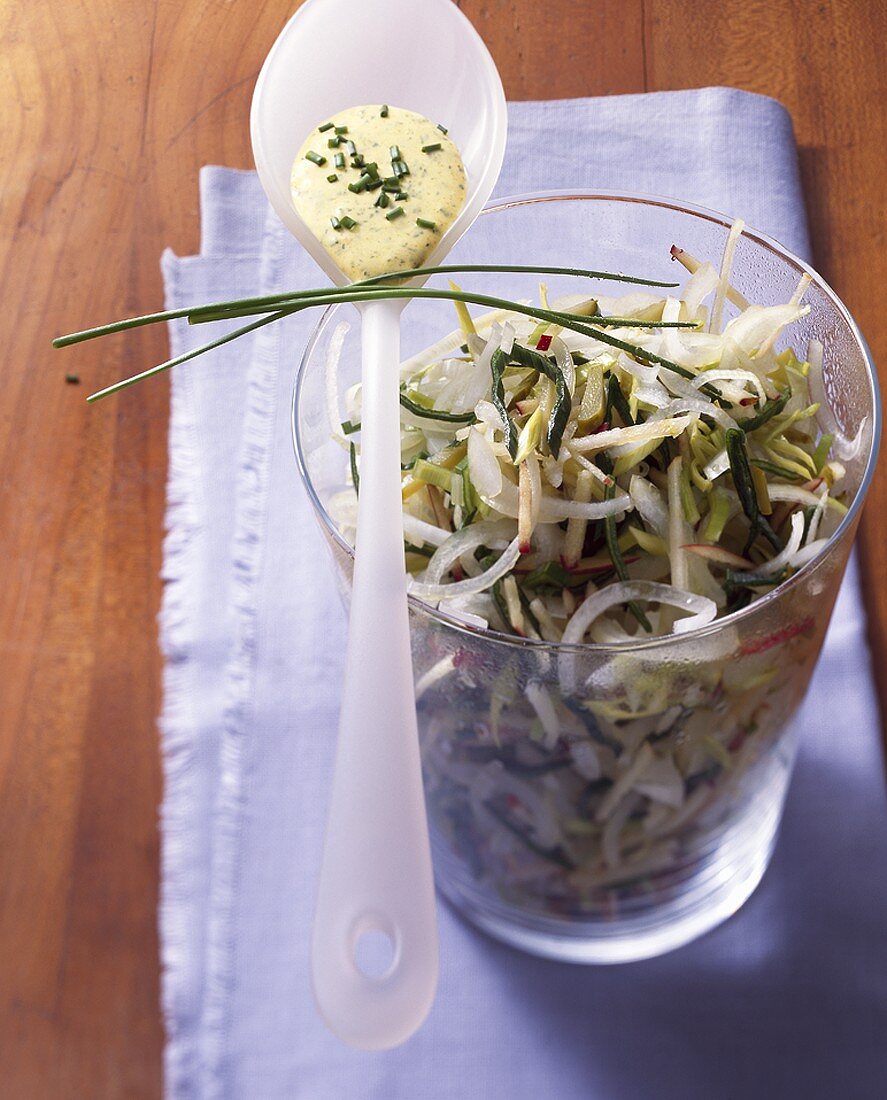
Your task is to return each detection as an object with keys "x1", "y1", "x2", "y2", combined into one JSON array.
[{"x1": 2, "y1": 1, "x2": 884, "y2": 1094}]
